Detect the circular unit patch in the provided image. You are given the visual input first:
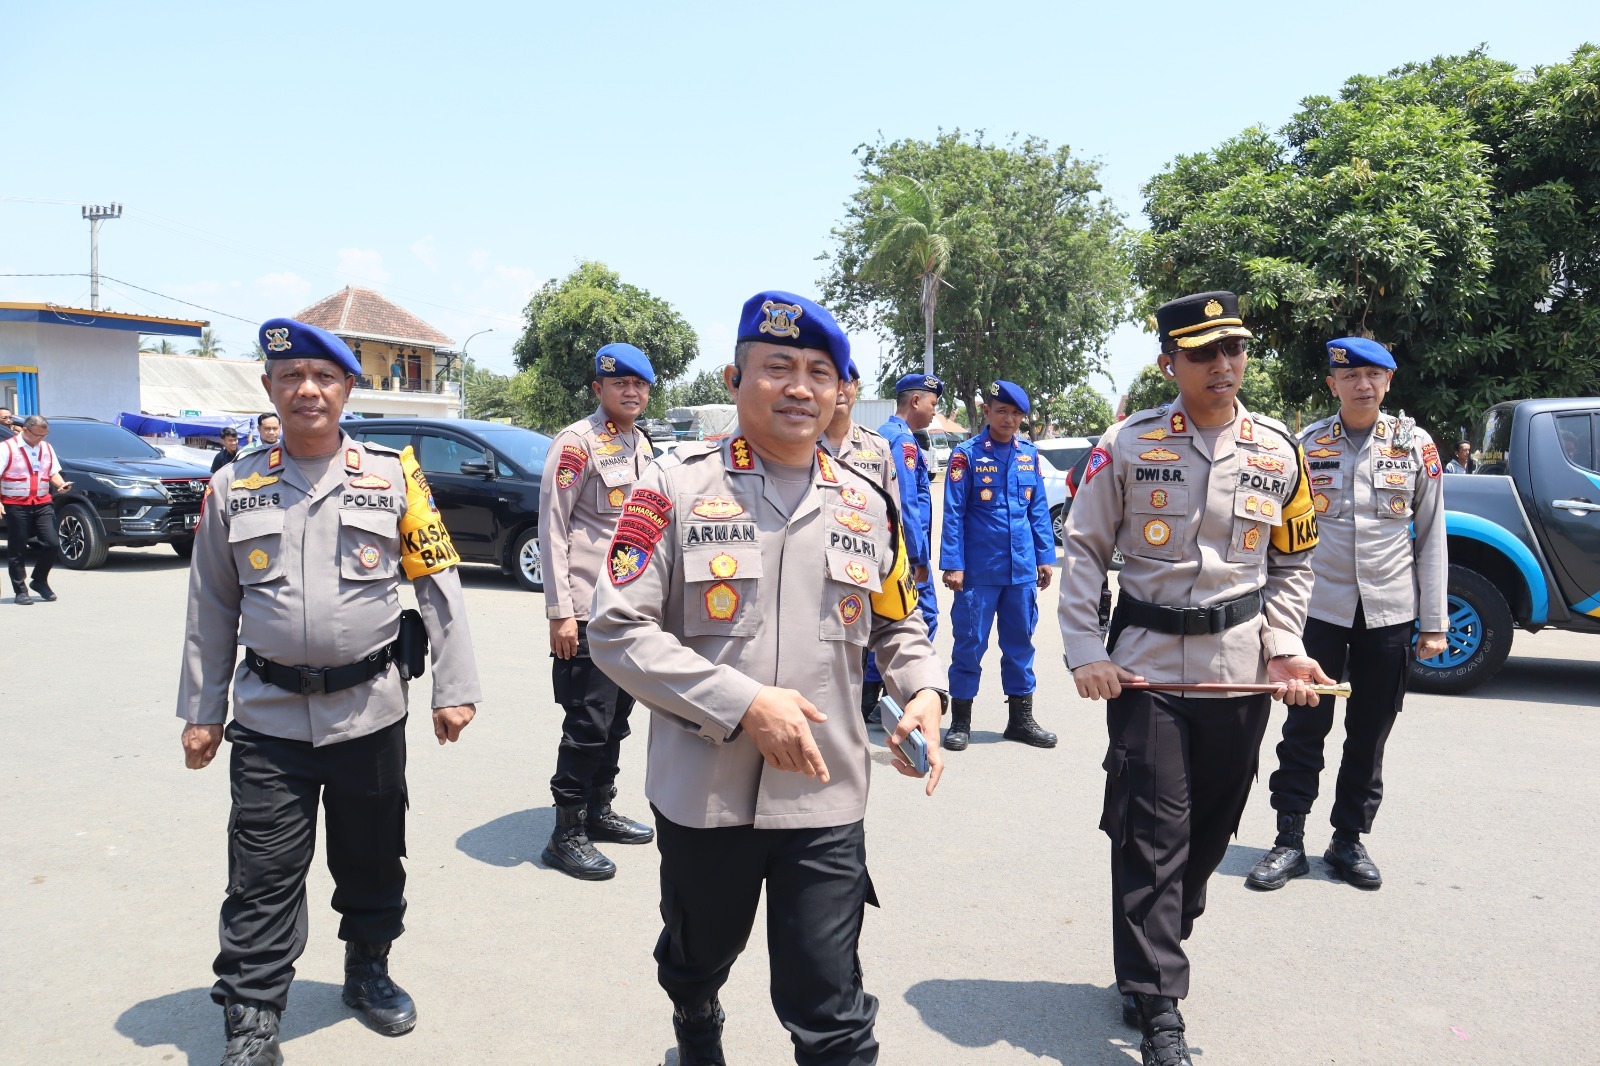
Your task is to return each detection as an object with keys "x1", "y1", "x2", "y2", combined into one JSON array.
[
  {"x1": 608, "y1": 487, "x2": 626, "y2": 507},
  {"x1": 248, "y1": 549, "x2": 270, "y2": 571},
  {"x1": 1313, "y1": 492, "x2": 1330, "y2": 514},
  {"x1": 839, "y1": 594, "x2": 864, "y2": 625},
  {"x1": 1389, "y1": 495, "x2": 1407, "y2": 514},
  {"x1": 1143, "y1": 519, "x2": 1173, "y2": 547},
  {"x1": 357, "y1": 544, "x2": 381, "y2": 570},
  {"x1": 710, "y1": 553, "x2": 738, "y2": 578}
]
